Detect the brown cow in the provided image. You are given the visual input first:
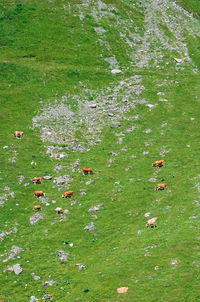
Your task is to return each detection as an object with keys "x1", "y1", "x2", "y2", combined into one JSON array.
[
  {"x1": 33, "y1": 205, "x2": 41, "y2": 211},
  {"x1": 34, "y1": 191, "x2": 45, "y2": 198},
  {"x1": 62, "y1": 191, "x2": 74, "y2": 198},
  {"x1": 155, "y1": 183, "x2": 167, "y2": 191},
  {"x1": 146, "y1": 217, "x2": 157, "y2": 228},
  {"x1": 152, "y1": 160, "x2": 165, "y2": 167},
  {"x1": 82, "y1": 168, "x2": 93, "y2": 175},
  {"x1": 32, "y1": 177, "x2": 43, "y2": 184},
  {"x1": 14, "y1": 131, "x2": 24, "y2": 138},
  {"x1": 55, "y1": 207, "x2": 63, "y2": 214}
]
